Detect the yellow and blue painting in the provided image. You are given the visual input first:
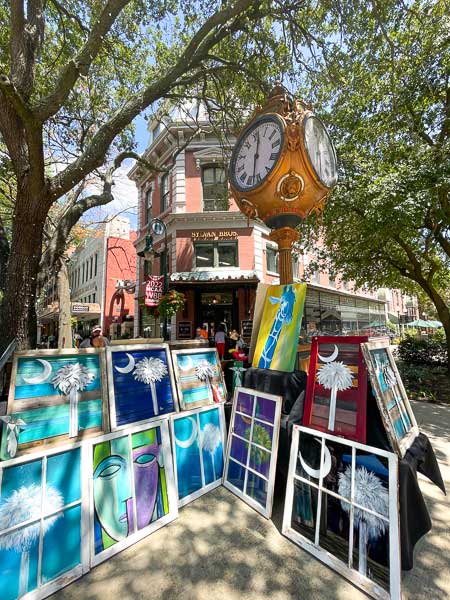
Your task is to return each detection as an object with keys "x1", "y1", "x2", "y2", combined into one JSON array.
[
  {"x1": 0, "y1": 447, "x2": 83, "y2": 600},
  {"x1": 1, "y1": 353, "x2": 105, "y2": 460},
  {"x1": 173, "y1": 350, "x2": 226, "y2": 410},
  {"x1": 93, "y1": 425, "x2": 171, "y2": 557},
  {"x1": 172, "y1": 406, "x2": 224, "y2": 505},
  {"x1": 252, "y1": 283, "x2": 307, "y2": 372},
  {"x1": 110, "y1": 347, "x2": 176, "y2": 427}
]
